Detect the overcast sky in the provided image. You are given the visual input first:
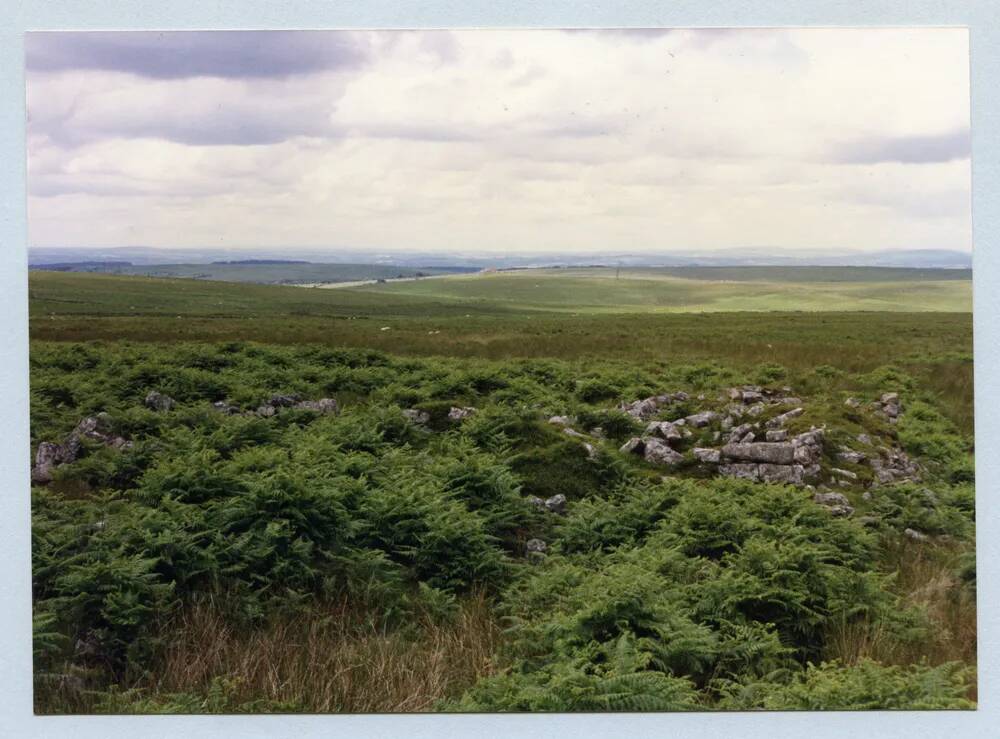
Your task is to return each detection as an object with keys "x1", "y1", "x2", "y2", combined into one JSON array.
[{"x1": 25, "y1": 28, "x2": 971, "y2": 254}]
